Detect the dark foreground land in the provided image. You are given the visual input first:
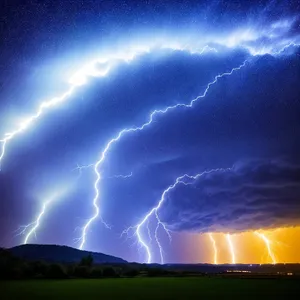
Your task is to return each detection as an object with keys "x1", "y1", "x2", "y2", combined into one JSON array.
[{"x1": 2, "y1": 277, "x2": 300, "y2": 299}]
